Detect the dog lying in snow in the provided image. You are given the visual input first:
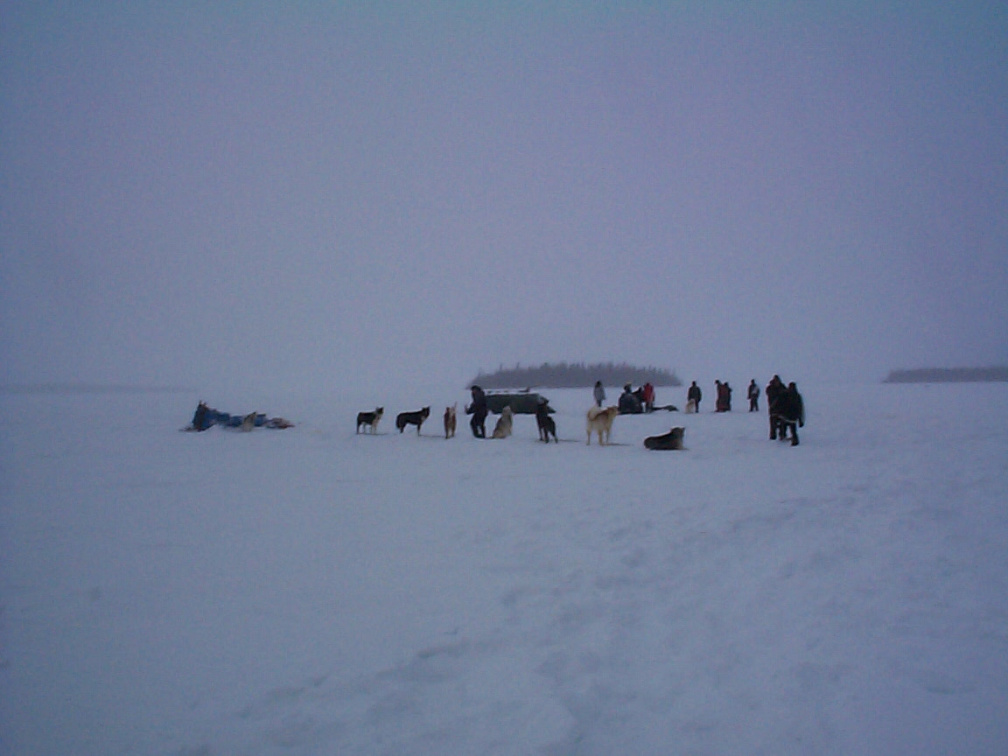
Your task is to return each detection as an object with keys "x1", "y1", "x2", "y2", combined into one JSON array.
[
  {"x1": 586, "y1": 406, "x2": 618, "y2": 446},
  {"x1": 491, "y1": 405, "x2": 514, "y2": 439},
  {"x1": 356, "y1": 407, "x2": 384, "y2": 434},
  {"x1": 443, "y1": 404, "x2": 457, "y2": 438},
  {"x1": 396, "y1": 407, "x2": 430, "y2": 435},
  {"x1": 644, "y1": 426, "x2": 685, "y2": 450}
]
